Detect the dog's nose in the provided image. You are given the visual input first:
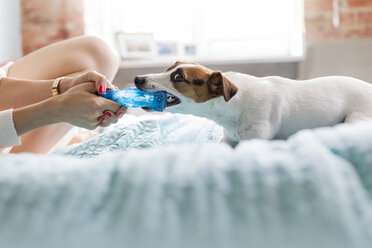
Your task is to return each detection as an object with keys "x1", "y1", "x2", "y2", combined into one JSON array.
[{"x1": 134, "y1": 76, "x2": 147, "y2": 87}]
